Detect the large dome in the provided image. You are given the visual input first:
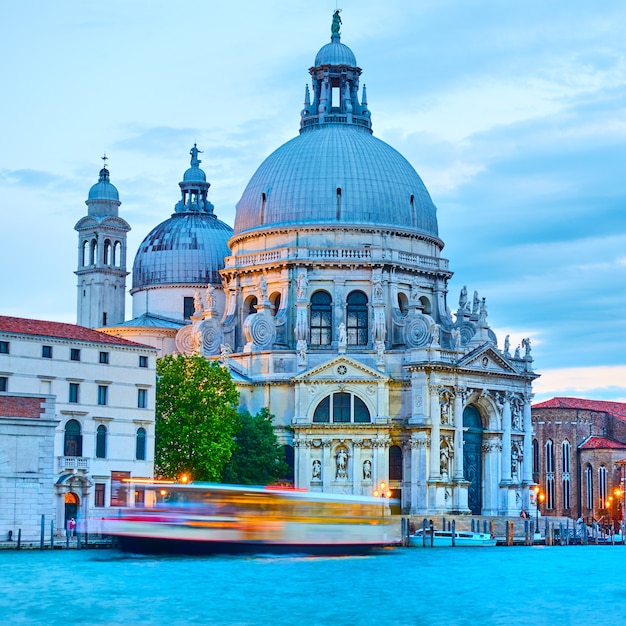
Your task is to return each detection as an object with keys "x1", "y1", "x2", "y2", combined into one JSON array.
[
  {"x1": 234, "y1": 124, "x2": 438, "y2": 236},
  {"x1": 132, "y1": 213, "x2": 232, "y2": 290}
]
